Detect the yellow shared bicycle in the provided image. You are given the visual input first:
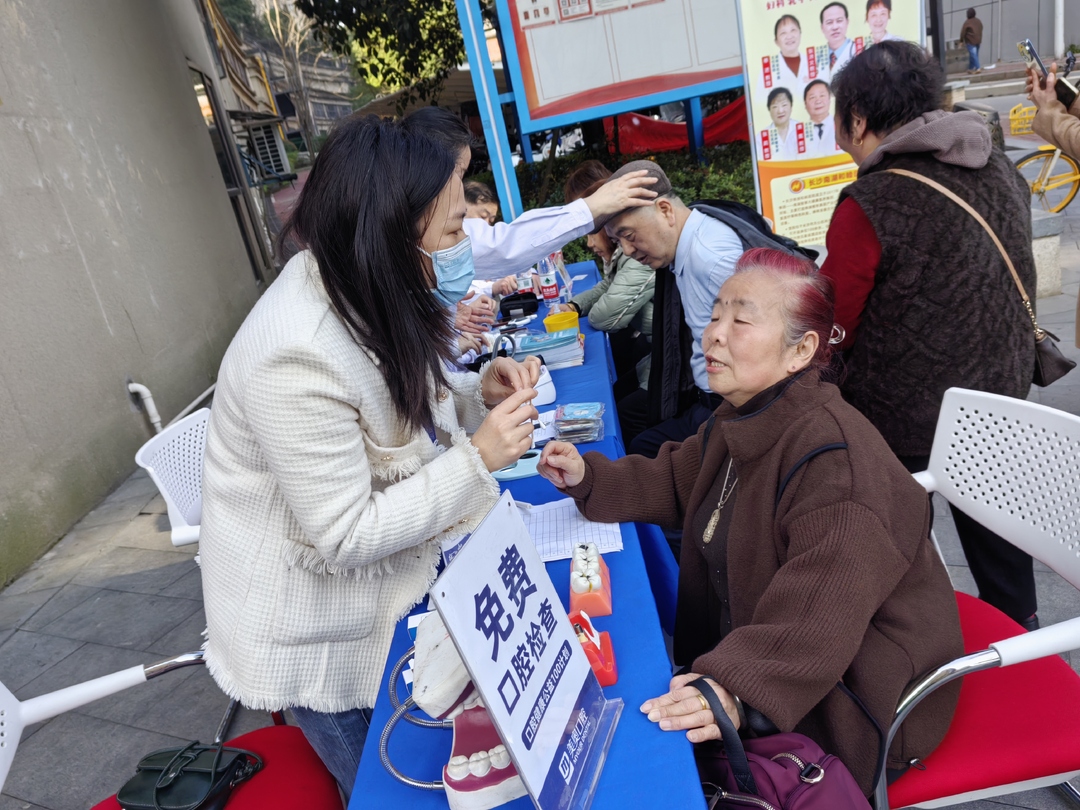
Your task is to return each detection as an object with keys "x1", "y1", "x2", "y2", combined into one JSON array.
[{"x1": 1015, "y1": 144, "x2": 1080, "y2": 213}]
